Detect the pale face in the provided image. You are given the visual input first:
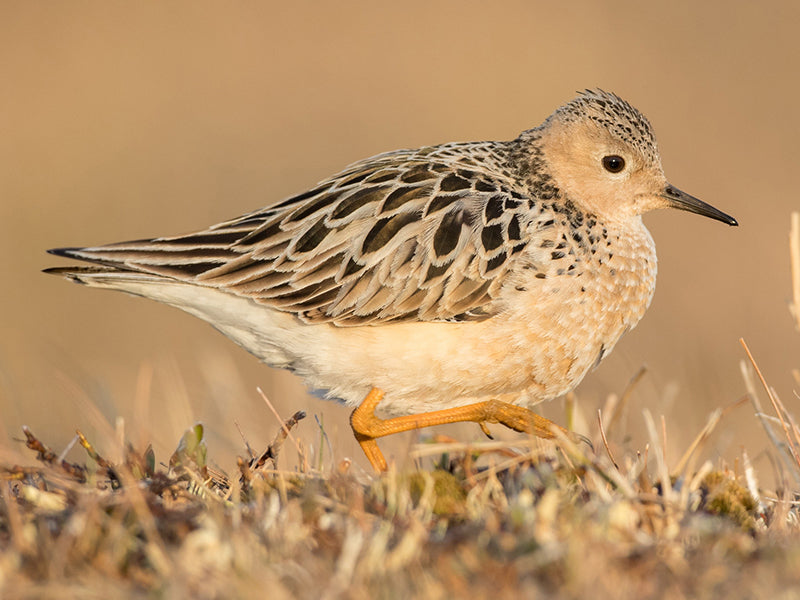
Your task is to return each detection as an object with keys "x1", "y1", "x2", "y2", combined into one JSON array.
[
  {"x1": 536, "y1": 112, "x2": 737, "y2": 227},
  {"x1": 537, "y1": 117, "x2": 670, "y2": 223}
]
